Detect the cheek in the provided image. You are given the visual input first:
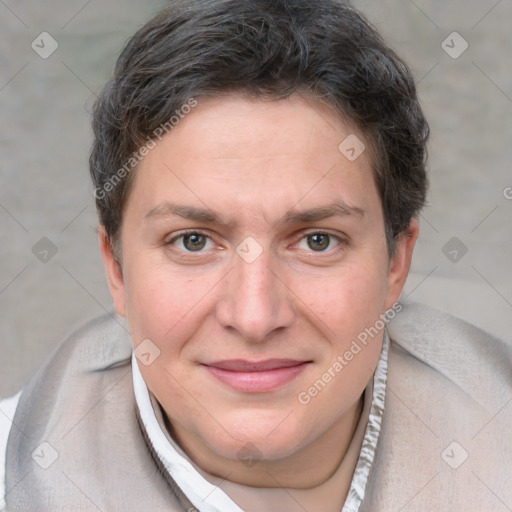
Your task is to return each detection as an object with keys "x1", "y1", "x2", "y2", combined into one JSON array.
[
  {"x1": 123, "y1": 261, "x2": 213, "y2": 348},
  {"x1": 295, "y1": 258, "x2": 390, "y2": 337},
  {"x1": 125, "y1": 267, "x2": 213, "y2": 404}
]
